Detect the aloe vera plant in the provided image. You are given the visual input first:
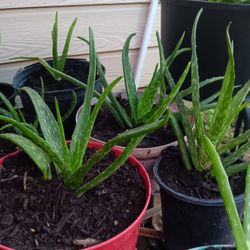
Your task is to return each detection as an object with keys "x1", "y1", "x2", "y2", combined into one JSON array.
[
  {"x1": 0, "y1": 28, "x2": 171, "y2": 196},
  {"x1": 15, "y1": 12, "x2": 77, "y2": 82},
  {"x1": 35, "y1": 30, "x2": 191, "y2": 131},
  {"x1": 167, "y1": 9, "x2": 250, "y2": 173},
  {"x1": 203, "y1": 135, "x2": 250, "y2": 250}
]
